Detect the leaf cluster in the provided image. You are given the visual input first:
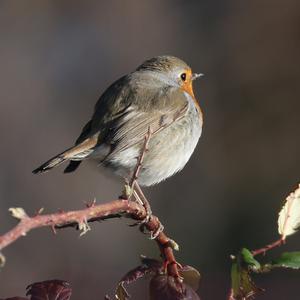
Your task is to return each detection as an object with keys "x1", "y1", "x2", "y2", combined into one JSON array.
[{"x1": 230, "y1": 184, "x2": 300, "y2": 299}]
